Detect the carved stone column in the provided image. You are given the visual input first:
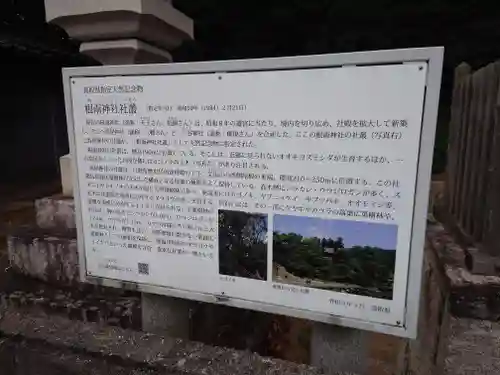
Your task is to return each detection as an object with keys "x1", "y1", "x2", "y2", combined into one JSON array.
[
  {"x1": 45, "y1": 0, "x2": 193, "y2": 64},
  {"x1": 41, "y1": 0, "x2": 196, "y2": 339},
  {"x1": 44, "y1": 0, "x2": 194, "y2": 196}
]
